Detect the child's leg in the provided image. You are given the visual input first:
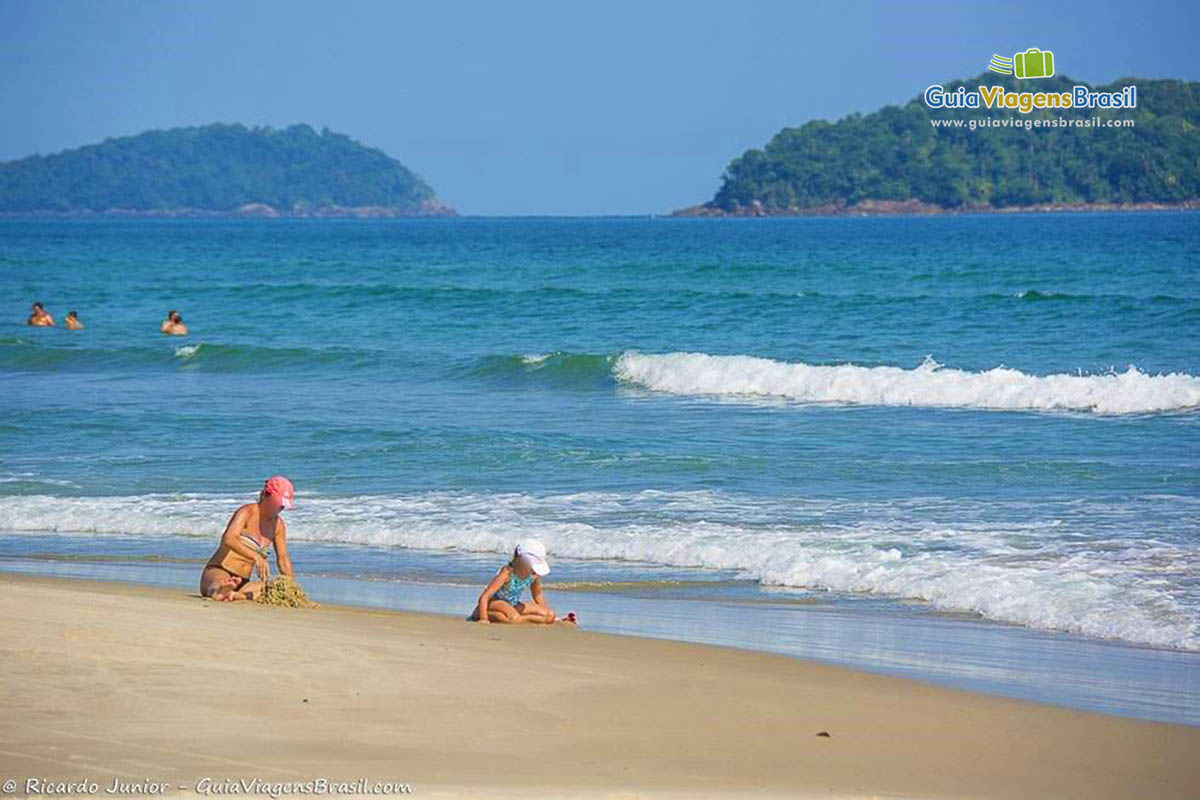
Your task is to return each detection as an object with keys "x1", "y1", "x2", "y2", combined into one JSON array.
[
  {"x1": 514, "y1": 601, "x2": 556, "y2": 623},
  {"x1": 486, "y1": 599, "x2": 523, "y2": 623}
]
